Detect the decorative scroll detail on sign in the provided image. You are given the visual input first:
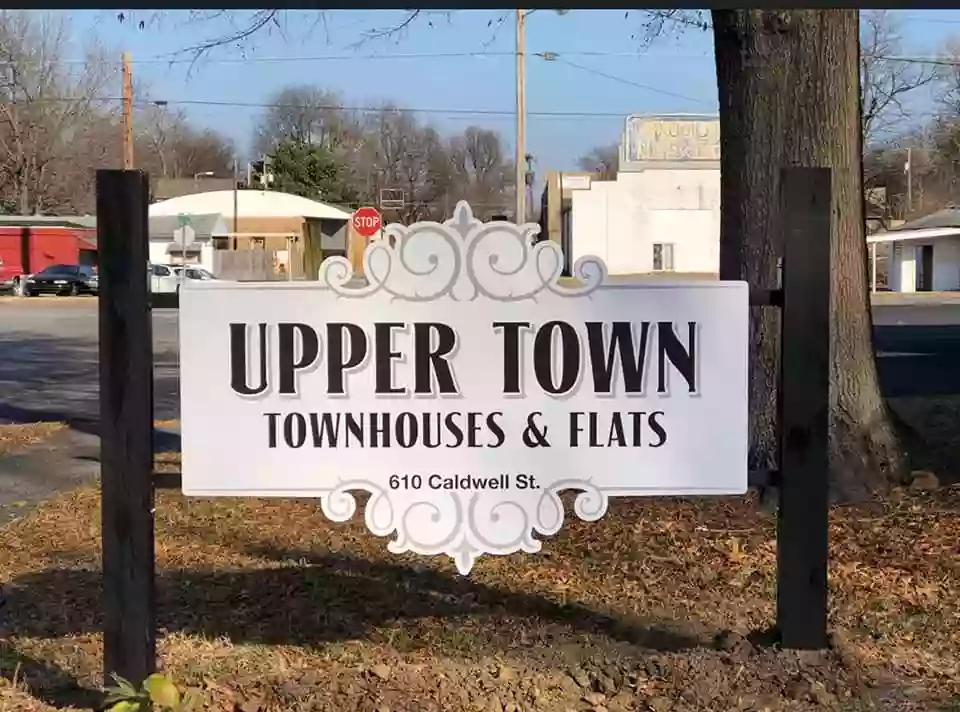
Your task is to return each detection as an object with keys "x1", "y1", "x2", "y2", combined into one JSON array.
[
  {"x1": 305, "y1": 202, "x2": 612, "y2": 573},
  {"x1": 318, "y1": 479, "x2": 609, "y2": 575},
  {"x1": 318, "y1": 201, "x2": 608, "y2": 303}
]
